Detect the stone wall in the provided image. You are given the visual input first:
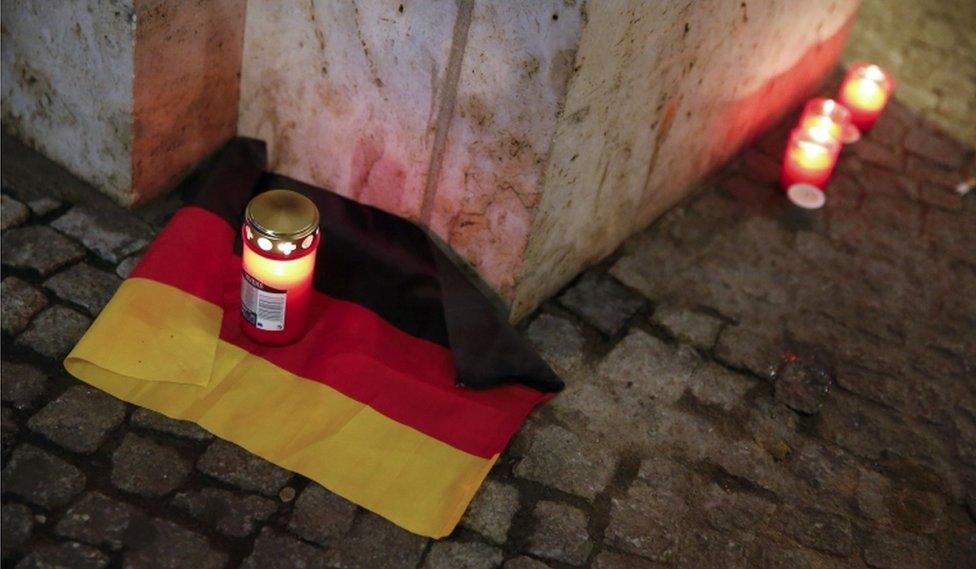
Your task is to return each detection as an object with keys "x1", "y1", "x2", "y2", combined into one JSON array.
[
  {"x1": 238, "y1": 1, "x2": 585, "y2": 296},
  {"x1": 512, "y1": 0, "x2": 859, "y2": 318},
  {"x1": 1, "y1": 0, "x2": 245, "y2": 206},
  {"x1": 1, "y1": 0, "x2": 135, "y2": 200},
  {"x1": 4, "y1": 0, "x2": 859, "y2": 316},
  {"x1": 239, "y1": 0, "x2": 859, "y2": 318}
]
